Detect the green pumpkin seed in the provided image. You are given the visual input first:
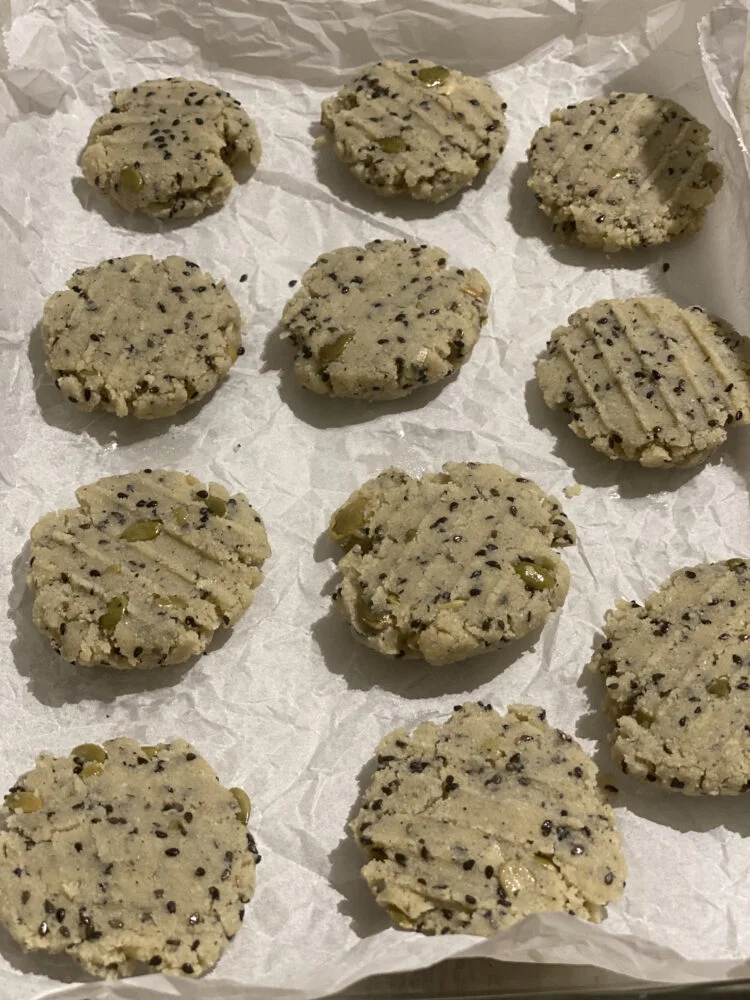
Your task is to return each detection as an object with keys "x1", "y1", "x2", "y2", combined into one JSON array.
[
  {"x1": 121, "y1": 519, "x2": 162, "y2": 542},
  {"x1": 513, "y1": 562, "x2": 556, "y2": 591},
  {"x1": 119, "y1": 165, "x2": 144, "y2": 193},
  {"x1": 230, "y1": 786, "x2": 251, "y2": 824},
  {"x1": 330, "y1": 495, "x2": 368, "y2": 542},
  {"x1": 417, "y1": 65, "x2": 450, "y2": 87},
  {"x1": 80, "y1": 762, "x2": 104, "y2": 779},
  {"x1": 71, "y1": 744, "x2": 108, "y2": 763},
  {"x1": 172, "y1": 506, "x2": 188, "y2": 526},
  {"x1": 707, "y1": 676, "x2": 731, "y2": 697},
  {"x1": 99, "y1": 595, "x2": 128, "y2": 631},
  {"x1": 377, "y1": 135, "x2": 406, "y2": 153},
  {"x1": 205, "y1": 495, "x2": 227, "y2": 517},
  {"x1": 355, "y1": 596, "x2": 390, "y2": 633},
  {"x1": 319, "y1": 333, "x2": 354, "y2": 364},
  {"x1": 4, "y1": 790, "x2": 43, "y2": 813}
]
